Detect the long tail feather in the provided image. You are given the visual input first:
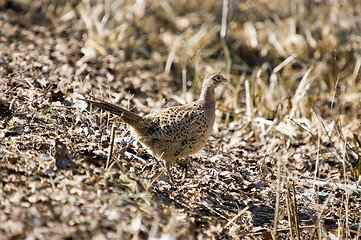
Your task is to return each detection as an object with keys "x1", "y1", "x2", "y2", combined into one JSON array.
[{"x1": 78, "y1": 97, "x2": 151, "y2": 128}]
